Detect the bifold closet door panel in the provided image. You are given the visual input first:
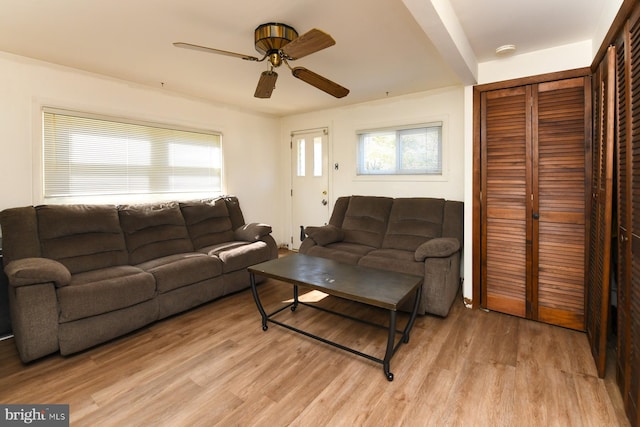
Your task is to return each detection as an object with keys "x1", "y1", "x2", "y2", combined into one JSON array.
[
  {"x1": 616, "y1": 8, "x2": 640, "y2": 421},
  {"x1": 481, "y1": 86, "x2": 531, "y2": 317},
  {"x1": 534, "y1": 78, "x2": 588, "y2": 330},
  {"x1": 615, "y1": 28, "x2": 631, "y2": 389},
  {"x1": 632, "y1": 232, "x2": 640, "y2": 423},
  {"x1": 629, "y1": 11, "x2": 640, "y2": 418}
]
